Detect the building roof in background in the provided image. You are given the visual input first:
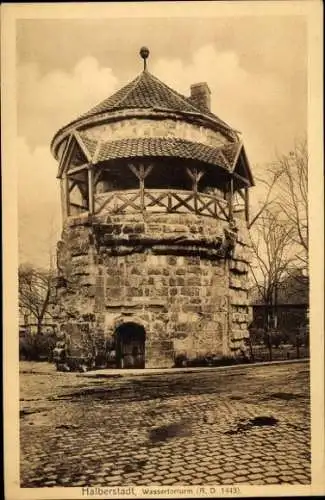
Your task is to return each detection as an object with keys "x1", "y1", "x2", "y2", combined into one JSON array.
[{"x1": 251, "y1": 271, "x2": 309, "y2": 306}]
